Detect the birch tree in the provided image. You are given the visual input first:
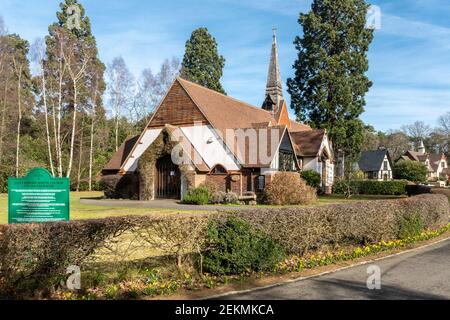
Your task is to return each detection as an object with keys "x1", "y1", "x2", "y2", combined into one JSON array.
[
  {"x1": 61, "y1": 32, "x2": 89, "y2": 178},
  {"x1": 31, "y1": 38, "x2": 55, "y2": 176},
  {"x1": 87, "y1": 67, "x2": 105, "y2": 191},
  {"x1": 107, "y1": 57, "x2": 134, "y2": 151}
]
